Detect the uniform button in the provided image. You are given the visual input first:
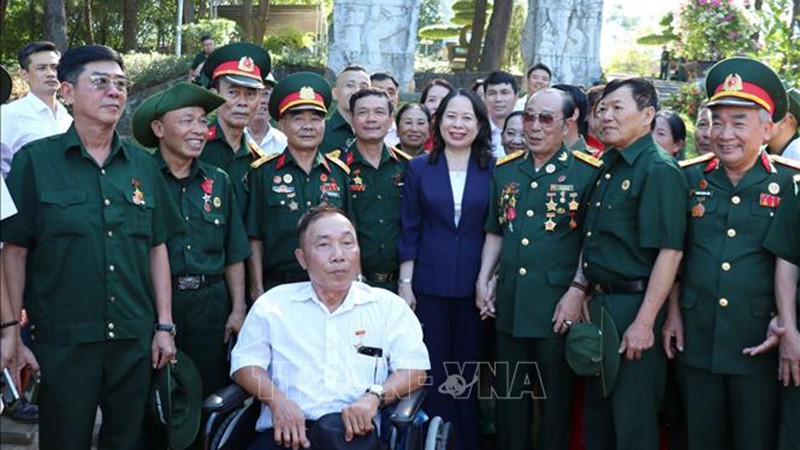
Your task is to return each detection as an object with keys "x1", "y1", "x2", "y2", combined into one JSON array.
[
  {"x1": 214, "y1": 219, "x2": 220, "y2": 225},
  {"x1": 721, "y1": 262, "x2": 731, "y2": 271},
  {"x1": 110, "y1": 296, "x2": 116, "y2": 302},
  {"x1": 595, "y1": 202, "x2": 601, "y2": 207},
  {"x1": 379, "y1": 219, "x2": 384, "y2": 224},
  {"x1": 518, "y1": 268, "x2": 527, "y2": 276},
  {"x1": 104, "y1": 199, "x2": 111, "y2": 206},
  {"x1": 530, "y1": 181, "x2": 538, "y2": 189},
  {"x1": 526, "y1": 210, "x2": 534, "y2": 217},
  {"x1": 731, "y1": 196, "x2": 741, "y2": 205},
  {"x1": 377, "y1": 195, "x2": 383, "y2": 200},
  {"x1": 604, "y1": 173, "x2": 611, "y2": 180},
  {"x1": 108, "y1": 331, "x2": 115, "y2": 338},
  {"x1": 586, "y1": 231, "x2": 592, "y2": 237},
  {"x1": 280, "y1": 200, "x2": 285, "y2": 205},
  {"x1": 182, "y1": 187, "x2": 186, "y2": 193},
  {"x1": 186, "y1": 245, "x2": 191, "y2": 250},
  {"x1": 108, "y1": 322, "x2": 115, "y2": 330},
  {"x1": 109, "y1": 264, "x2": 115, "y2": 272},
  {"x1": 727, "y1": 228, "x2": 736, "y2": 238},
  {"x1": 719, "y1": 298, "x2": 729, "y2": 307},
  {"x1": 306, "y1": 201, "x2": 312, "y2": 207},
  {"x1": 521, "y1": 238, "x2": 530, "y2": 246},
  {"x1": 583, "y1": 262, "x2": 588, "y2": 268},
  {"x1": 185, "y1": 216, "x2": 190, "y2": 221},
  {"x1": 107, "y1": 230, "x2": 113, "y2": 237},
  {"x1": 100, "y1": 169, "x2": 106, "y2": 175}
]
